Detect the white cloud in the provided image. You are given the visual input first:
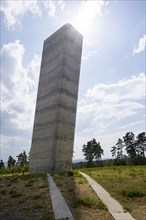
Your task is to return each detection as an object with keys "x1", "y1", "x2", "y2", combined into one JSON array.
[
  {"x1": 0, "y1": 0, "x2": 66, "y2": 29},
  {"x1": 58, "y1": 0, "x2": 65, "y2": 11},
  {"x1": 74, "y1": 73, "x2": 145, "y2": 158},
  {"x1": 1, "y1": 40, "x2": 41, "y2": 161},
  {"x1": 83, "y1": 73, "x2": 145, "y2": 123},
  {"x1": 86, "y1": 73, "x2": 145, "y2": 102},
  {"x1": 43, "y1": 0, "x2": 56, "y2": 17},
  {"x1": 27, "y1": 54, "x2": 41, "y2": 83},
  {"x1": 1, "y1": 40, "x2": 41, "y2": 130},
  {"x1": 133, "y1": 34, "x2": 146, "y2": 54},
  {"x1": 43, "y1": 0, "x2": 66, "y2": 16},
  {"x1": 0, "y1": 1, "x2": 41, "y2": 29}
]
